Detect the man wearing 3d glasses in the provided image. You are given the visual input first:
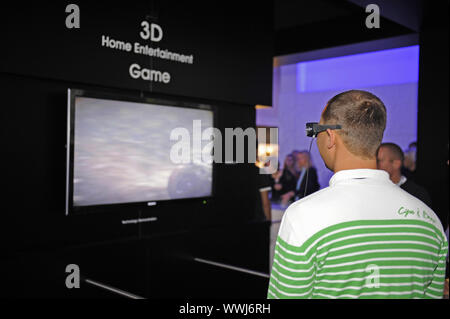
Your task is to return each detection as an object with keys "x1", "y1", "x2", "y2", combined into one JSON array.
[{"x1": 268, "y1": 90, "x2": 447, "y2": 299}]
